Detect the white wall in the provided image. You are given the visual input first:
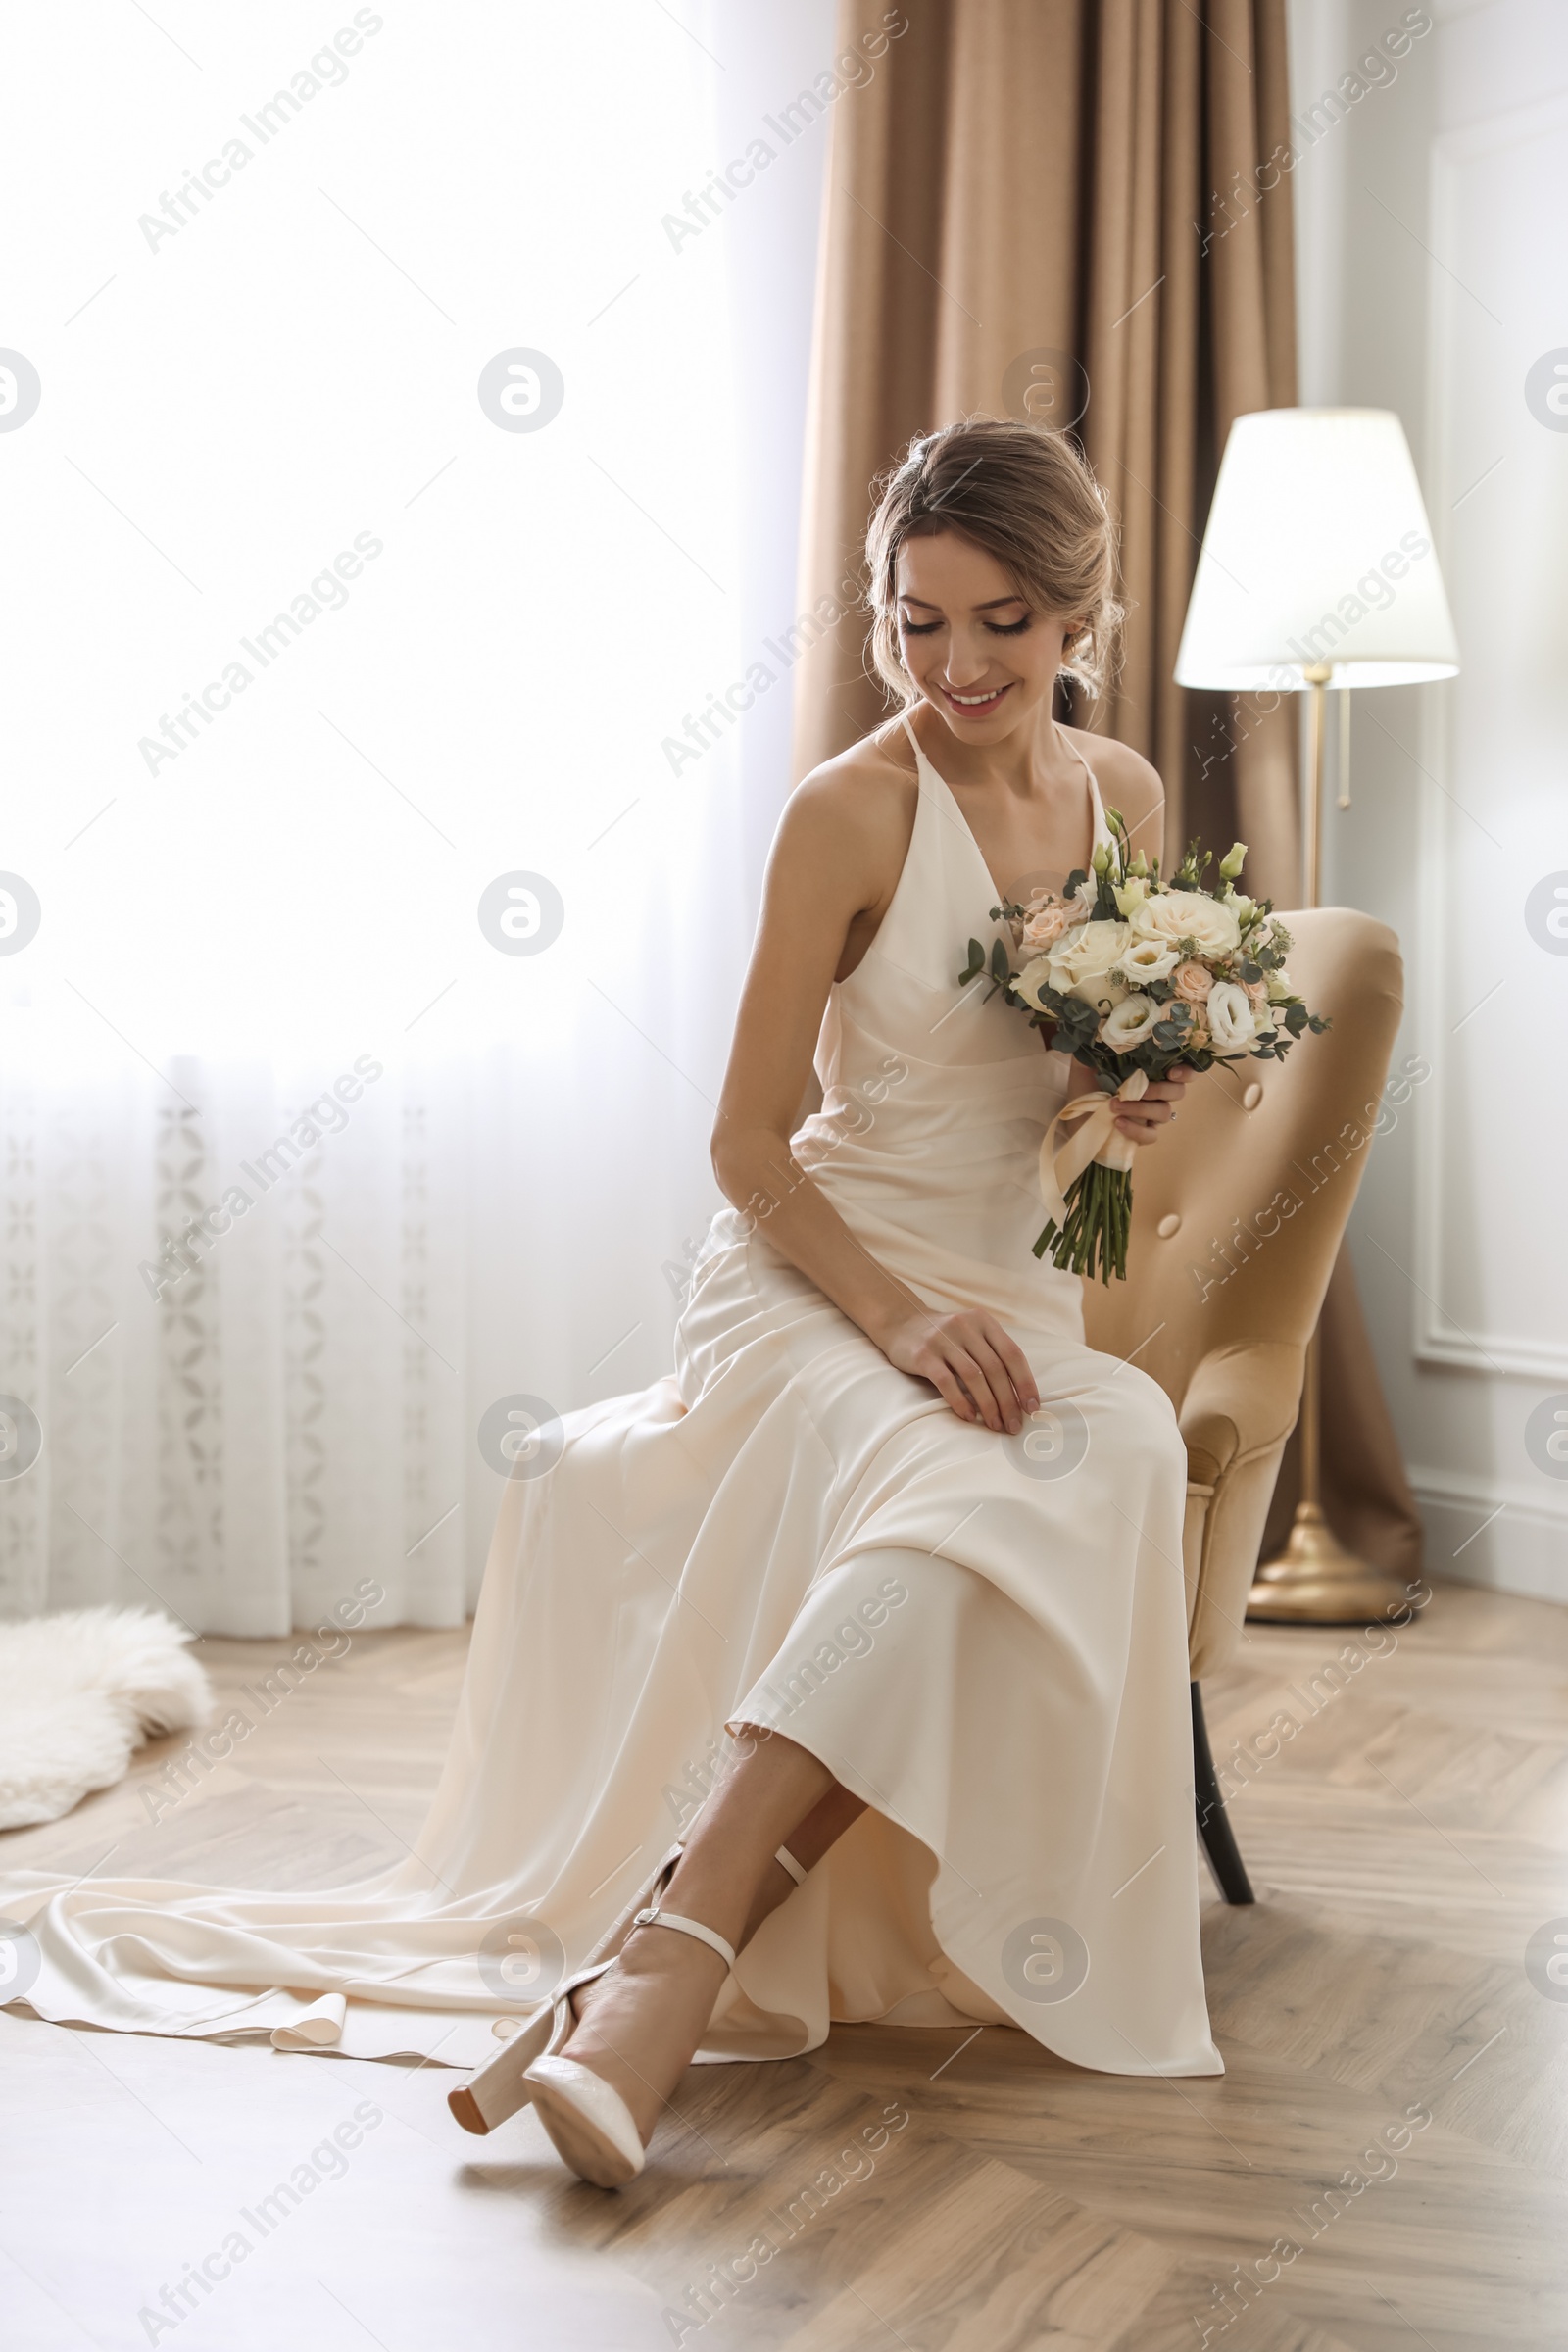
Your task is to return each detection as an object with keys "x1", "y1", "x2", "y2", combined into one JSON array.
[{"x1": 1288, "y1": 0, "x2": 1568, "y2": 1600}]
